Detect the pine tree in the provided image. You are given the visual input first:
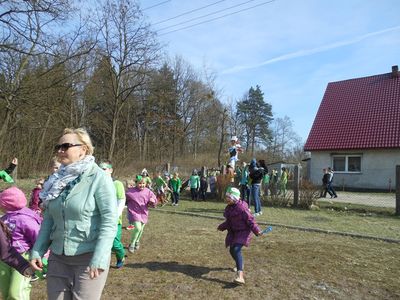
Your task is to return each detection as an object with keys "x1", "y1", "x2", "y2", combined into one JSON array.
[{"x1": 236, "y1": 85, "x2": 273, "y2": 156}]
